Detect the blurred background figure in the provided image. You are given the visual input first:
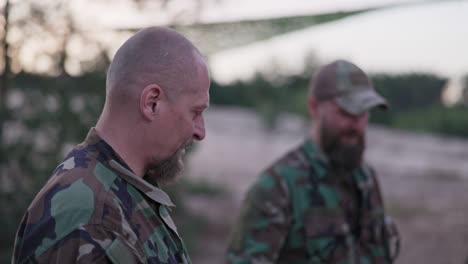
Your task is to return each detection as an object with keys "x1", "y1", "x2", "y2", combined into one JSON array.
[
  {"x1": 0, "y1": 0, "x2": 467, "y2": 263},
  {"x1": 226, "y1": 59, "x2": 399, "y2": 263}
]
